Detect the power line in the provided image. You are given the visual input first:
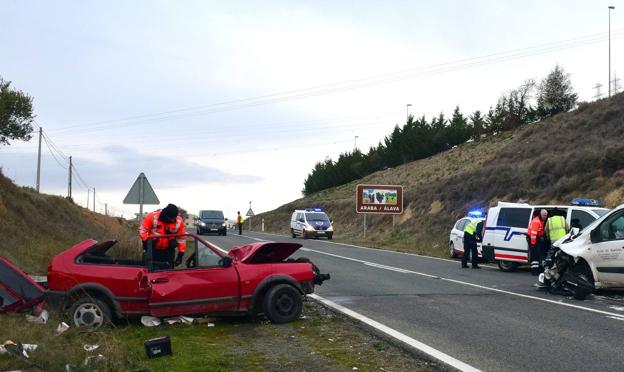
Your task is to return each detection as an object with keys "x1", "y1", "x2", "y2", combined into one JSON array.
[
  {"x1": 41, "y1": 135, "x2": 68, "y2": 170},
  {"x1": 47, "y1": 29, "x2": 624, "y2": 134}
]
